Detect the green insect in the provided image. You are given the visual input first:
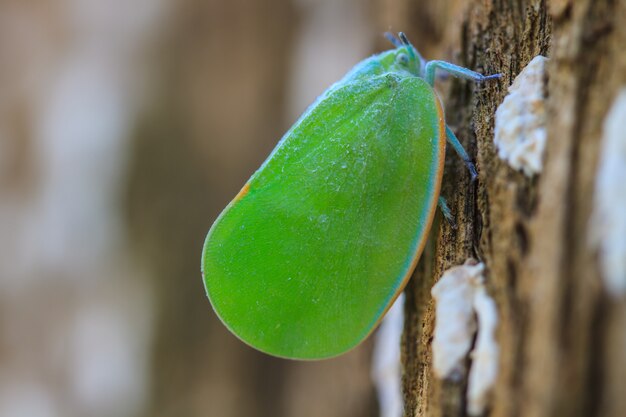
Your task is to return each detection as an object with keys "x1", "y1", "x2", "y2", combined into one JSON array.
[{"x1": 202, "y1": 32, "x2": 500, "y2": 359}]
